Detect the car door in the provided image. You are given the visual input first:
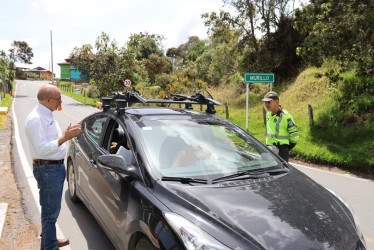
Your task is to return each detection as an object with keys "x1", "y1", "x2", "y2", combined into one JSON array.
[
  {"x1": 75, "y1": 115, "x2": 109, "y2": 208},
  {"x1": 87, "y1": 117, "x2": 138, "y2": 246}
]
